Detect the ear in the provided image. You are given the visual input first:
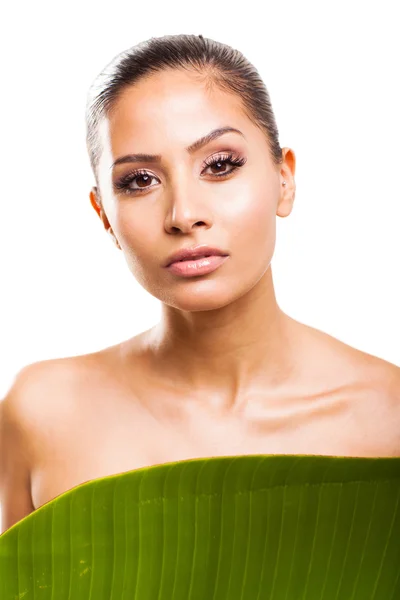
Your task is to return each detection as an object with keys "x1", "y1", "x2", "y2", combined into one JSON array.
[
  {"x1": 89, "y1": 186, "x2": 122, "y2": 251},
  {"x1": 276, "y1": 148, "x2": 296, "y2": 218},
  {"x1": 89, "y1": 186, "x2": 102, "y2": 218},
  {"x1": 89, "y1": 186, "x2": 110, "y2": 229}
]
